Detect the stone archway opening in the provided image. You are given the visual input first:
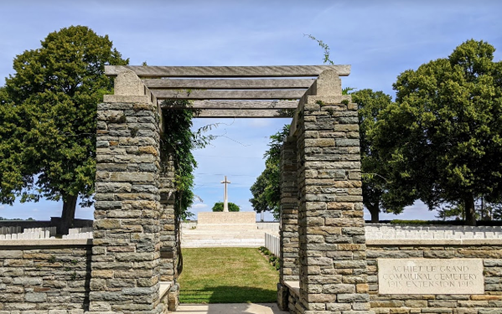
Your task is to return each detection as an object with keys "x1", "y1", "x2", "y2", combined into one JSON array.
[{"x1": 91, "y1": 64, "x2": 369, "y2": 314}]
